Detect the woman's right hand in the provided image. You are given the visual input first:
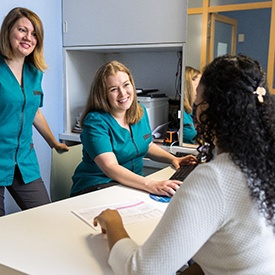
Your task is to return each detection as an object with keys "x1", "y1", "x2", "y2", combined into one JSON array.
[
  {"x1": 94, "y1": 209, "x2": 123, "y2": 234},
  {"x1": 93, "y1": 209, "x2": 130, "y2": 250},
  {"x1": 145, "y1": 179, "x2": 182, "y2": 196}
]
